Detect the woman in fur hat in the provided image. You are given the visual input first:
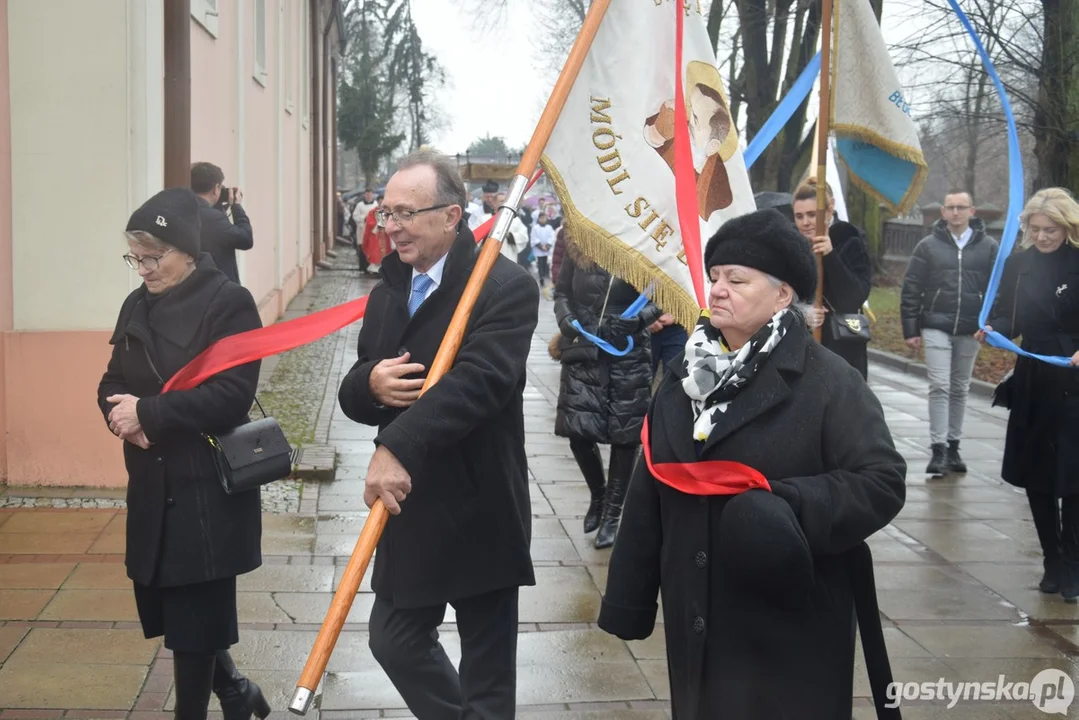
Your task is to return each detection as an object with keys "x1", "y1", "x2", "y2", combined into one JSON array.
[
  {"x1": 598, "y1": 209, "x2": 906, "y2": 719},
  {"x1": 551, "y1": 230, "x2": 661, "y2": 548}
]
